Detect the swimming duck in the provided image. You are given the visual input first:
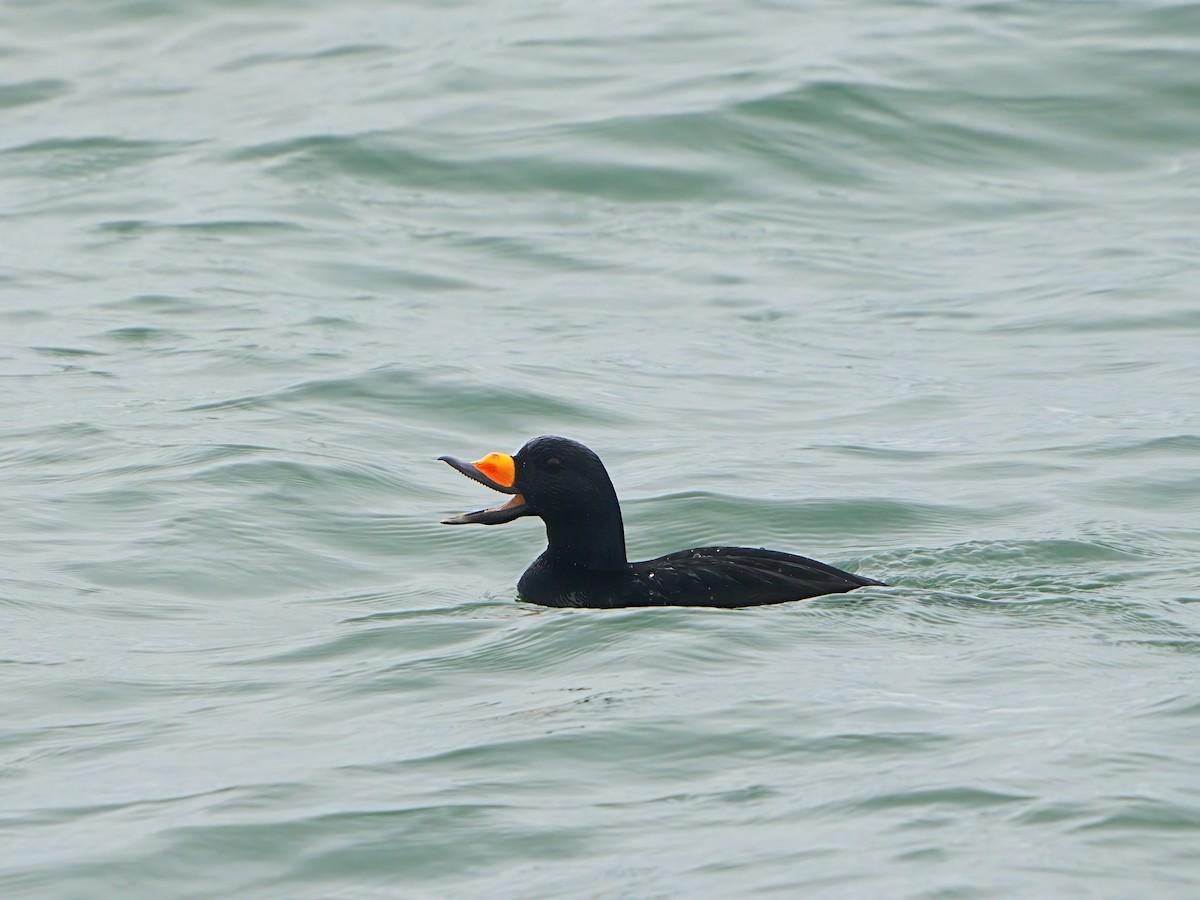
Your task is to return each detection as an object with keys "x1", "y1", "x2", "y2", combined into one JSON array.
[{"x1": 440, "y1": 435, "x2": 884, "y2": 608}]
